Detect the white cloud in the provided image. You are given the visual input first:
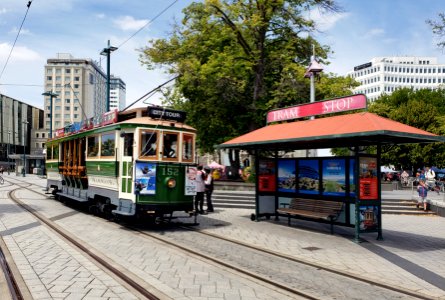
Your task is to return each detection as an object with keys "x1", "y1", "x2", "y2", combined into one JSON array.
[
  {"x1": 95, "y1": 13, "x2": 105, "y2": 19},
  {"x1": 363, "y1": 28, "x2": 384, "y2": 39},
  {"x1": 0, "y1": 43, "x2": 41, "y2": 61},
  {"x1": 309, "y1": 9, "x2": 350, "y2": 31},
  {"x1": 114, "y1": 16, "x2": 149, "y2": 31},
  {"x1": 0, "y1": 8, "x2": 8, "y2": 14},
  {"x1": 9, "y1": 27, "x2": 31, "y2": 35}
]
